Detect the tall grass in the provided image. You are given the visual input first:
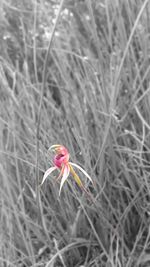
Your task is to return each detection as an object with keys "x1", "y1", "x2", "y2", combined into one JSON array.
[{"x1": 1, "y1": 0, "x2": 150, "y2": 266}]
